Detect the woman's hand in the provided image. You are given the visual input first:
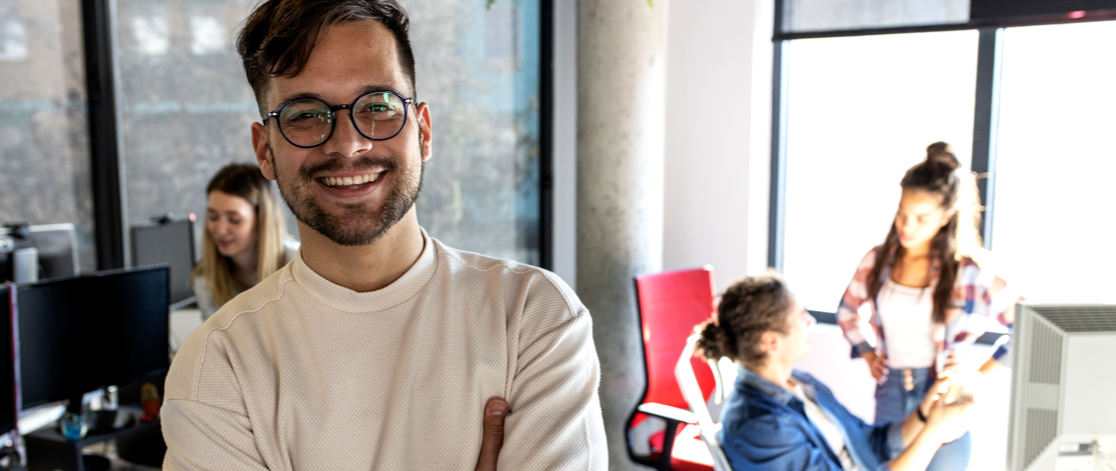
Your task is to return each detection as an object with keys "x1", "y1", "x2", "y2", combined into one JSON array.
[
  {"x1": 862, "y1": 351, "x2": 889, "y2": 381},
  {"x1": 918, "y1": 373, "x2": 953, "y2": 421},
  {"x1": 942, "y1": 350, "x2": 961, "y2": 372},
  {"x1": 922, "y1": 391, "x2": 976, "y2": 445}
]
